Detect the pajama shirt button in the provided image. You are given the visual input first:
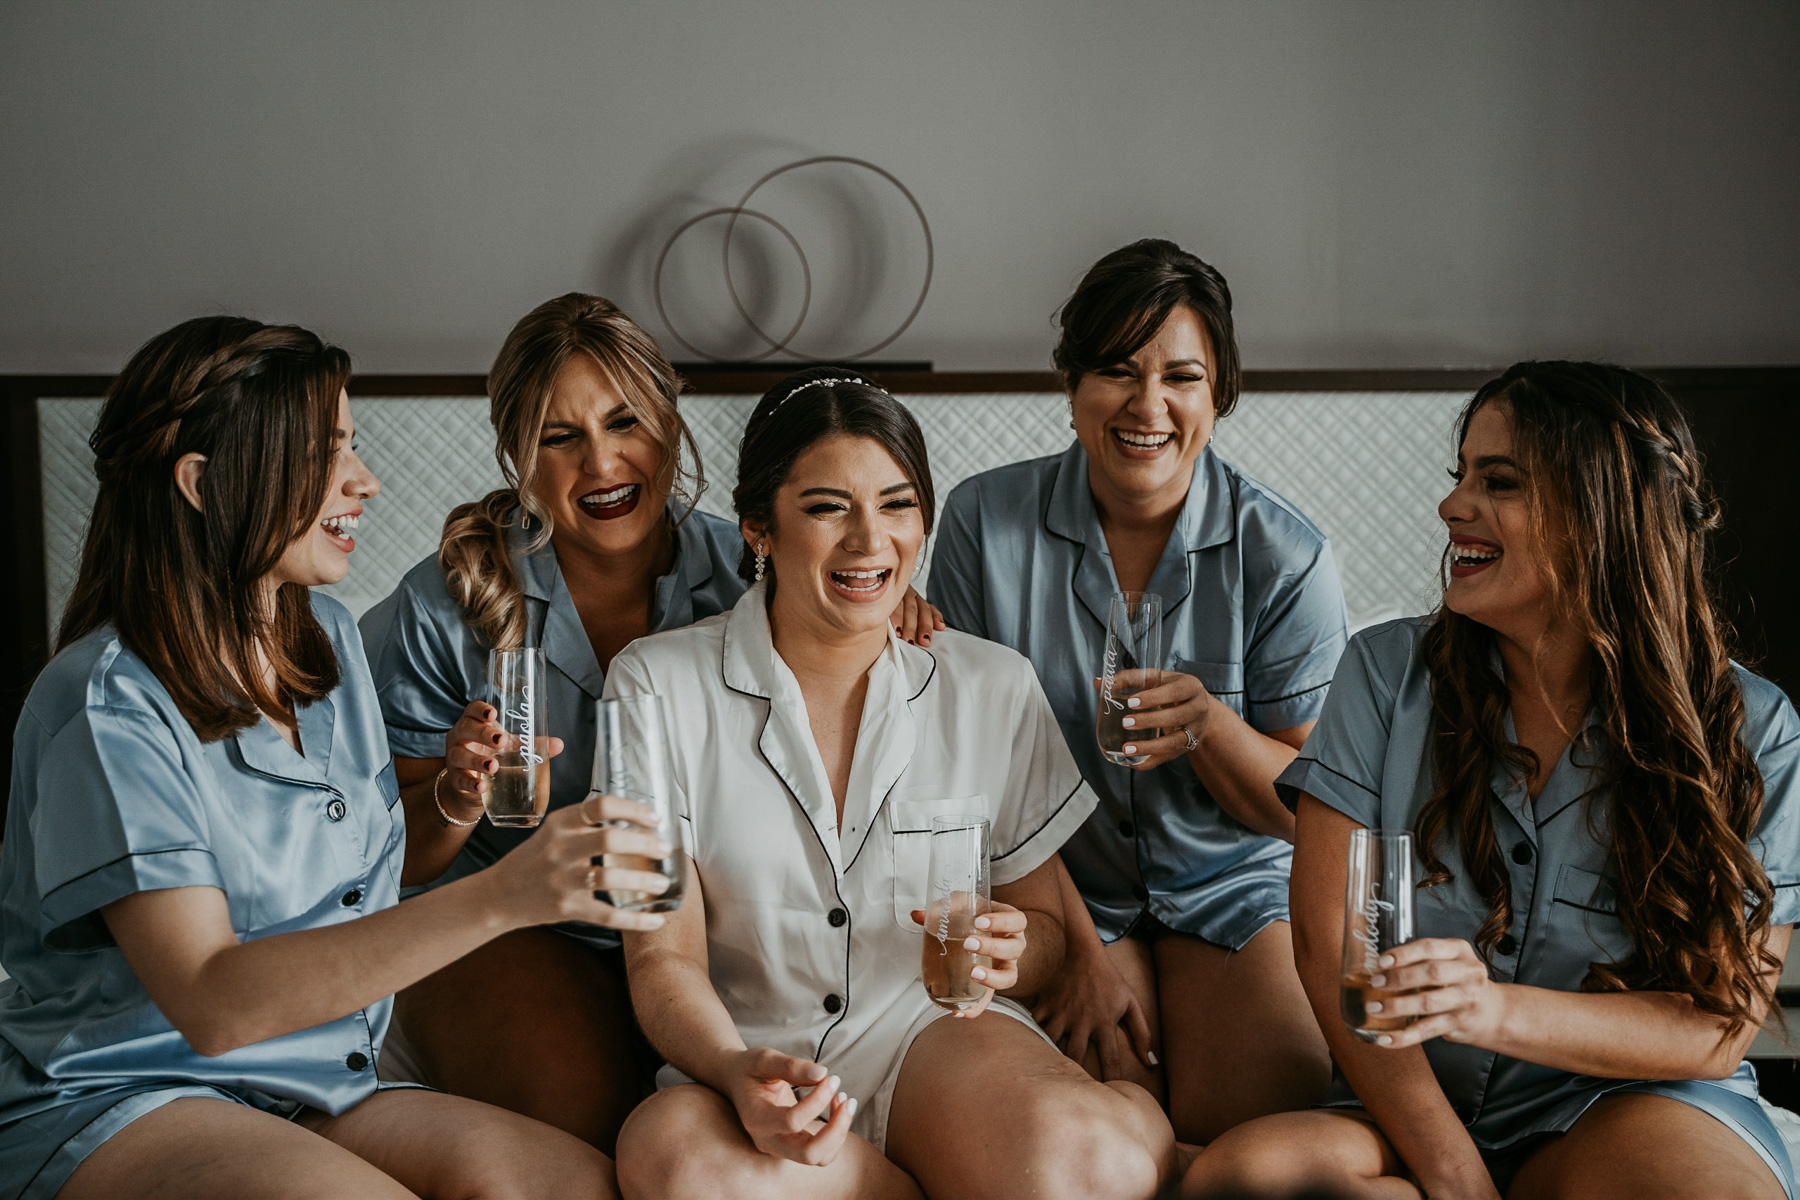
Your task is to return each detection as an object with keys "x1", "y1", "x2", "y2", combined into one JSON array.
[
  {"x1": 326, "y1": 800, "x2": 347, "y2": 822},
  {"x1": 828, "y1": 908, "x2": 847, "y2": 927},
  {"x1": 346, "y1": 1052, "x2": 369, "y2": 1071},
  {"x1": 823, "y1": 994, "x2": 842, "y2": 1014}
]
